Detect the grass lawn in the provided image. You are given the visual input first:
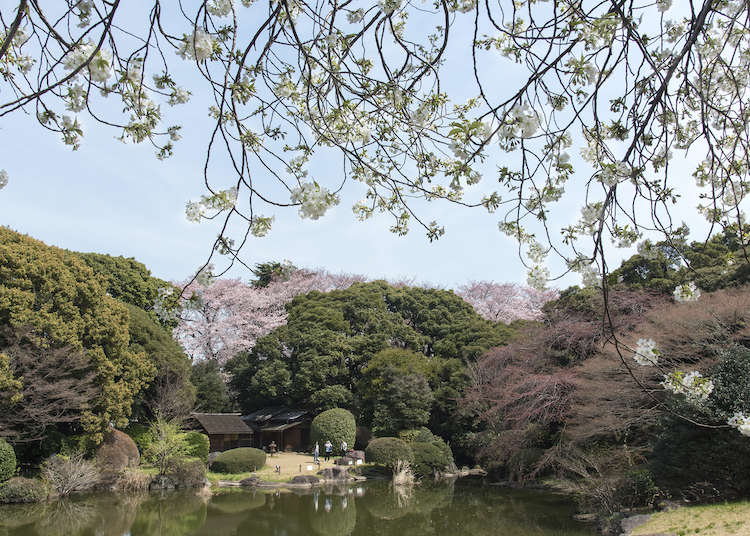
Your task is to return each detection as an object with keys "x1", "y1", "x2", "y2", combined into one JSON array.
[
  {"x1": 630, "y1": 501, "x2": 750, "y2": 536},
  {"x1": 208, "y1": 452, "x2": 345, "y2": 485}
]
